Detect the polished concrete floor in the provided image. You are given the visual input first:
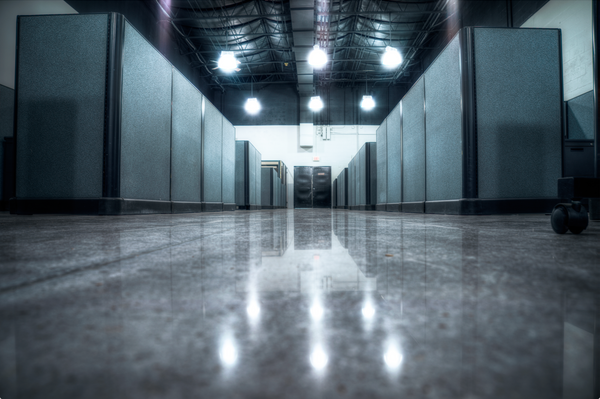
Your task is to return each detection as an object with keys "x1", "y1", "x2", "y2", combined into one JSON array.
[{"x1": 0, "y1": 209, "x2": 598, "y2": 399}]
